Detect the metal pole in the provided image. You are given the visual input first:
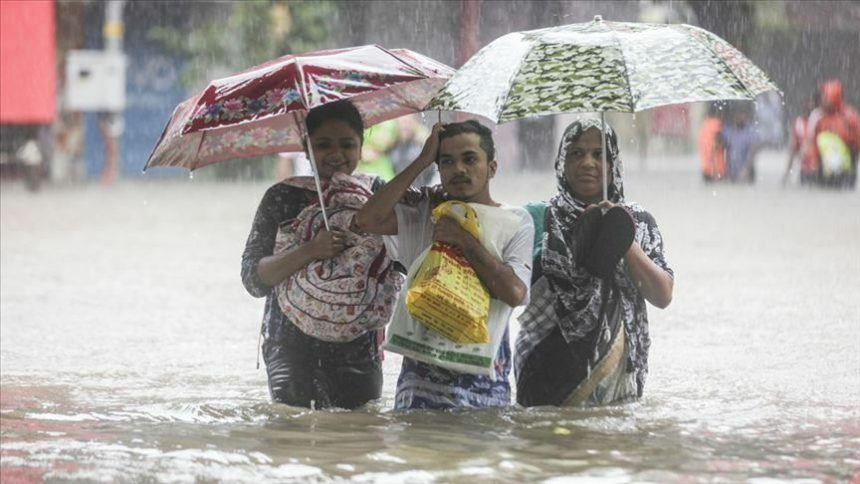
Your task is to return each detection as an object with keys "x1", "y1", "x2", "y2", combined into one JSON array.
[
  {"x1": 100, "y1": 0, "x2": 126, "y2": 184},
  {"x1": 303, "y1": 118, "x2": 331, "y2": 231},
  {"x1": 601, "y1": 110, "x2": 608, "y2": 202},
  {"x1": 104, "y1": 0, "x2": 125, "y2": 51}
]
